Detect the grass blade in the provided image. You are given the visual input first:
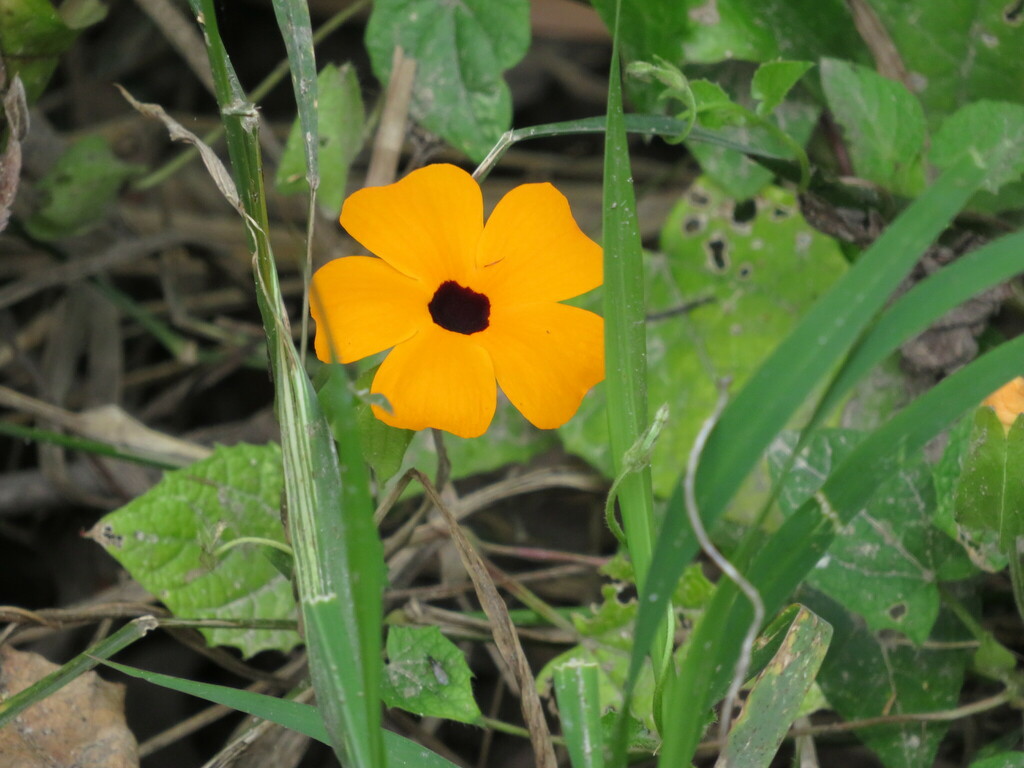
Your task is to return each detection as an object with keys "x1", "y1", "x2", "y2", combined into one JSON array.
[
  {"x1": 625, "y1": 156, "x2": 992, "y2": 751},
  {"x1": 658, "y1": 331, "x2": 1024, "y2": 766},
  {"x1": 554, "y1": 661, "x2": 606, "y2": 768},
  {"x1": 814, "y1": 229, "x2": 1024, "y2": 422},
  {"x1": 0, "y1": 617, "x2": 157, "y2": 726},
  {"x1": 98, "y1": 660, "x2": 461, "y2": 767},
  {"x1": 270, "y1": 0, "x2": 318, "y2": 187},
  {"x1": 186, "y1": 2, "x2": 384, "y2": 765},
  {"x1": 602, "y1": 0, "x2": 655, "y2": 591}
]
